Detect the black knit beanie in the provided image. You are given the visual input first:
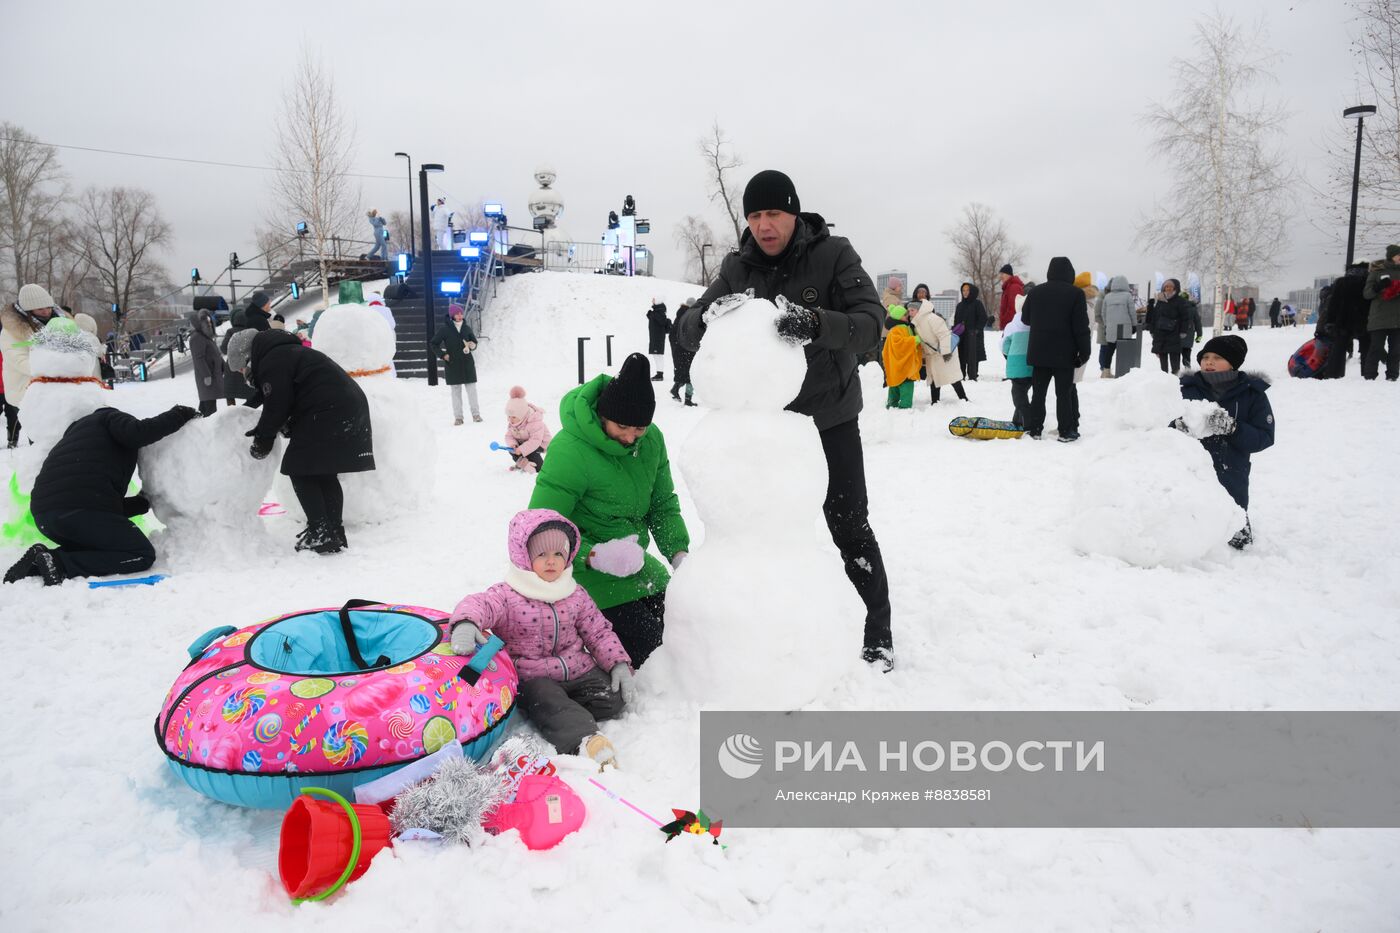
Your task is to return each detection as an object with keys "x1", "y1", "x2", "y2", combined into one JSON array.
[
  {"x1": 999, "y1": 263, "x2": 1014, "y2": 276},
  {"x1": 1197, "y1": 334, "x2": 1247, "y2": 370},
  {"x1": 596, "y1": 353, "x2": 656, "y2": 427},
  {"x1": 742, "y1": 170, "x2": 800, "y2": 216}
]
